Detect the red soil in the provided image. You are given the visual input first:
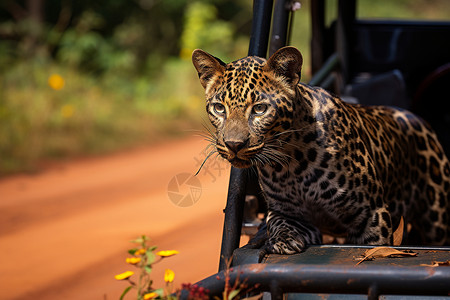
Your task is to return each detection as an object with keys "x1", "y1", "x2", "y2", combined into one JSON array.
[{"x1": 0, "y1": 137, "x2": 232, "y2": 300}]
